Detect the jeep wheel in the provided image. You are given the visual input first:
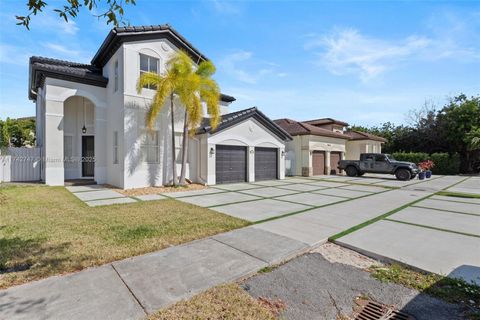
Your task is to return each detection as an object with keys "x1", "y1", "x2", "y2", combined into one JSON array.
[
  {"x1": 395, "y1": 168, "x2": 411, "y2": 181},
  {"x1": 346, "y1": 166, "x2": 358, "y2": 177}
]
